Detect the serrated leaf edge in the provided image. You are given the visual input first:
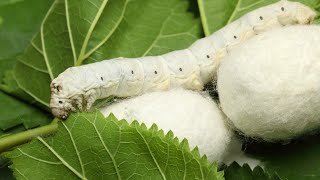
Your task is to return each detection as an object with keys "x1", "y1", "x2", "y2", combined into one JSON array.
[{"x1": 6, "y1": 111, "x2": 223, "y2": 180}]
